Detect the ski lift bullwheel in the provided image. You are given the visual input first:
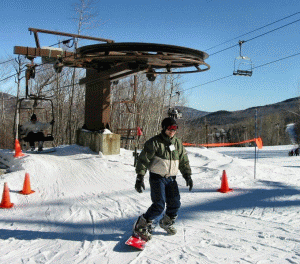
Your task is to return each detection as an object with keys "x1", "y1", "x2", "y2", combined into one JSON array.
[{"x1": 76, "y1": 43, "x2": 210, "y2": 79}]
